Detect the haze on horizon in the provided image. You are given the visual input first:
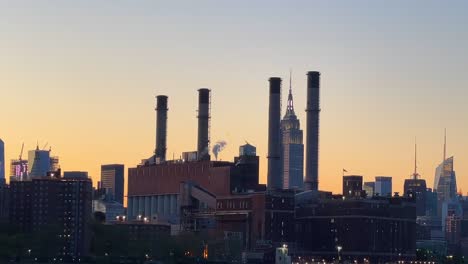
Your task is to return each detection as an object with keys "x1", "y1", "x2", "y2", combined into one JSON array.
[{"x1": 1, "y1": 1, "x2": 467, "y2": 197}]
